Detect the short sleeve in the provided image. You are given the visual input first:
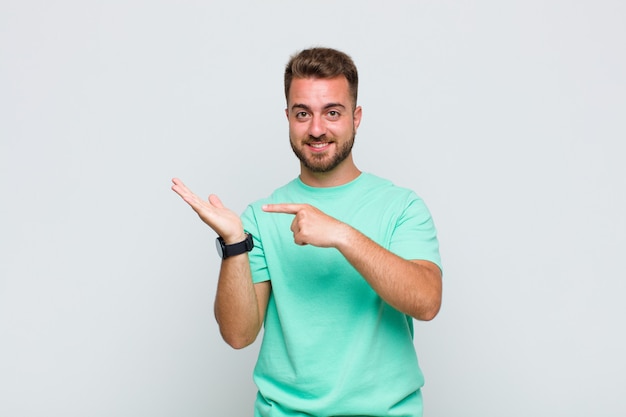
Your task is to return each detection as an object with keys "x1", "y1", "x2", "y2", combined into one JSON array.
[
  {"x1": 389, "y1": 194, "x2": 442, "y2": 272},
  {"x1": 241, "y1": 205, "x2": 271, "y2": 284}
]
